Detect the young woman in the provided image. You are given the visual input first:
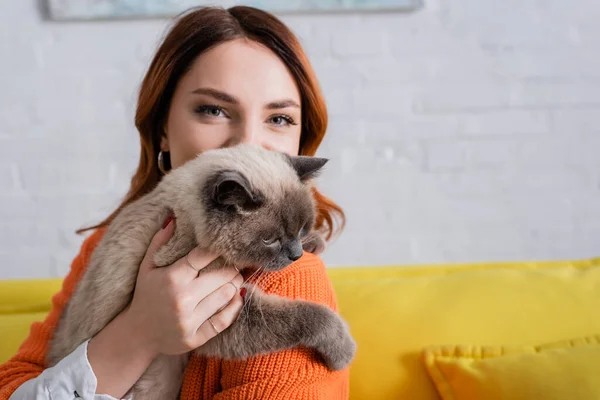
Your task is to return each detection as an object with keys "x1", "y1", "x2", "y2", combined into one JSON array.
[{"x1": 0, "y1": 6, "x2": 347, "y2": 399}]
